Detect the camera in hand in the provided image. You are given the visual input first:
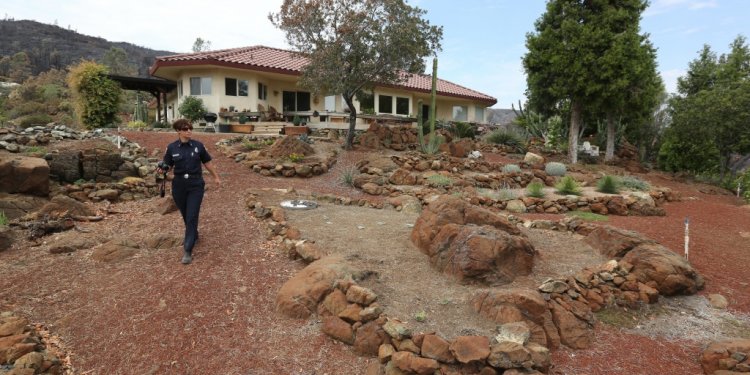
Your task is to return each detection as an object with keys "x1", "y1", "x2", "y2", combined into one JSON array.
[
  {"x1": 157, "y1": 160, "x2": 171, "y2": 172},
  {"x1": 157, "y1": 160, "x2": 170, "y2": 197}
]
